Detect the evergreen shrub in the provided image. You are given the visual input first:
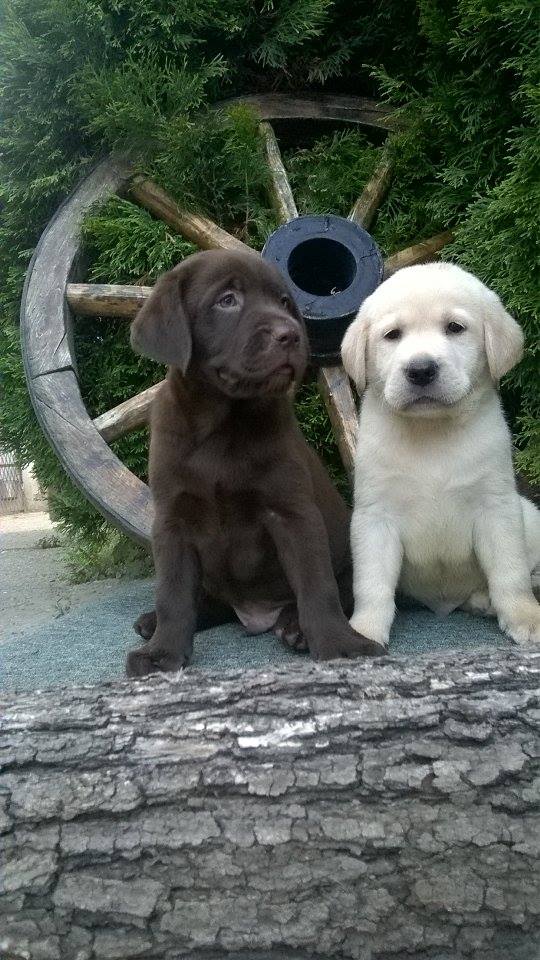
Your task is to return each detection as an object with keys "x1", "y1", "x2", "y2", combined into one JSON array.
[{"x1": 1, "y1": 0, "x2": 537, "y2": 578}]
